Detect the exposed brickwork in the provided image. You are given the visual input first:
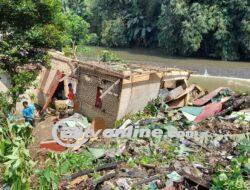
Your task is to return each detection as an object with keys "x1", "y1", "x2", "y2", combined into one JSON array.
[{"x1": 76, "y1": 67, "x2": 121, "y2": 127}]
